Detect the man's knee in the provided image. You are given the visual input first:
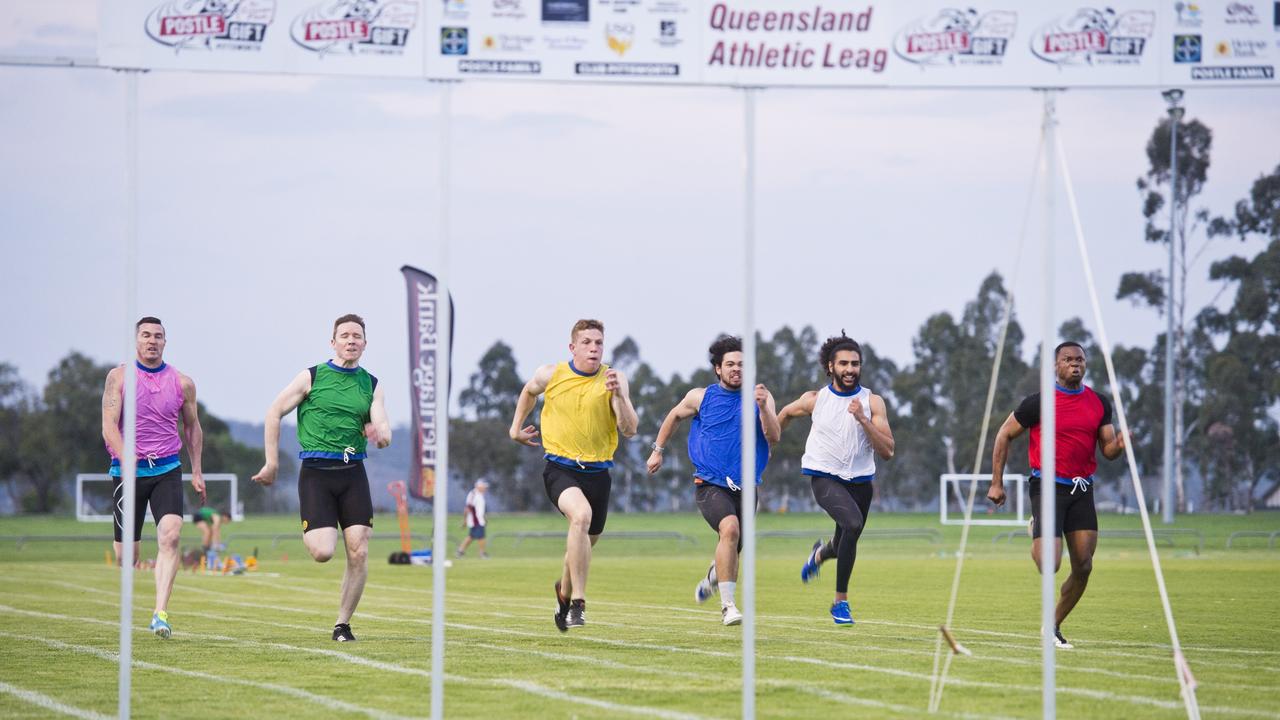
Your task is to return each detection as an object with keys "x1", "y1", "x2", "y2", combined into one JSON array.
[
  {"x1": 719, "y1": 518, "x2": 740, "y2": 545},
  {"x1": 567, "y1": 507, "x2": 593, "y2": 534},
  {"x1": 309, "y1": 546, "x2": 334, "y2": 563},
  {"x1": 1072, "y1": 555, "x2": 1093, "y2": 578},
  {"x1": 157, "y1": 524, "x2": 181, "y2": 551},
  {"x1": 838, "y1": 514, "x2": 864, "y2": 537}
]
